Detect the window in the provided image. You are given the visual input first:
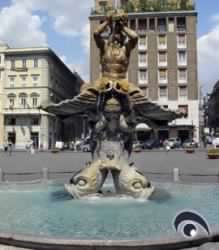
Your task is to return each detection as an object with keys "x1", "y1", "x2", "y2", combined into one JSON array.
[
  {"x1": 22, "y1": 59, "x2": 26, "y2": 68},
  {"x1": 19, "y1": 93, "x2": 27, "y2": 108},
  {"x1": 34, "y1": 58, "x2": 38, "y2": 68},
  {"x1": 178, "y1": 105, "x2": 188, "y2": 117},
  {"x1": 31, "y1": 93, "x2": 39, "y2": 107},
  {"x1": 8, "y1": 94, "x2": 16, "y2": 108},
  {"x1": 159, "y1": 86, "x2": 168, "y2": 98},
  {"x1": 158, "y1": 35, "x2": 167, "y2": 48},
  {"x1": 138, "y1": 36, "x2": 147, "y2": 48},
  {"x1": 139, "y1": 53, "x2": 147, "y2": 65},
  {"x1": 149, "y1": 18, "x2": 155, "y2": 31},
  {"x1": 177, "y1": 34, "x2": 186, "y2": 48},
  {"x1": 32, "y1": 75, "x2": 39, "y2": 81},
  {"x1": 177, "y1": 17, "x2": 186, "y2": 32},
  {"x1": 158, "y1": 69, "x2": 168, "y2": 82},
  {"x1": 179, "y1": 86, "x2": 188, "y2": 98},
  {"x1": 178, "y1": 69, "x2": 187, "y2": 82},
  {"x1": 158, "y1": 18, "x2": 166, "y2": 32},
  {"x1": 31, "y1": 118, "x2": 39, "y2": 126},
  {"x1": 7, "y1": 118, "x2": 16, "y2": 126},
  {"x1": 138, "y1": 70, "x2": 147, "y2": 84},
  {"x1": 11, "y1": 59, "x2": 15, "y2": 70},
  {"x1": 130, "y1": 19, "x2": 136, "y2": 30},
  {"x1": 178, "y1": 51, "x2": 187, "y2": 65},
  {"x1": 20, "y1": 75, "x2": 27, "y2": 81},
  {"x1": 158, "y1": 52, "x2": 167, "y2": 64},
  {"x1": 9, "y1": 75, "x2": 15, "y2": 83},
  {"x1": 138, "y1": 19, "x2": 147, "y2": 32},
  {"x1": 168, "y1": 17, "x2": 175, "y2": 32}
]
